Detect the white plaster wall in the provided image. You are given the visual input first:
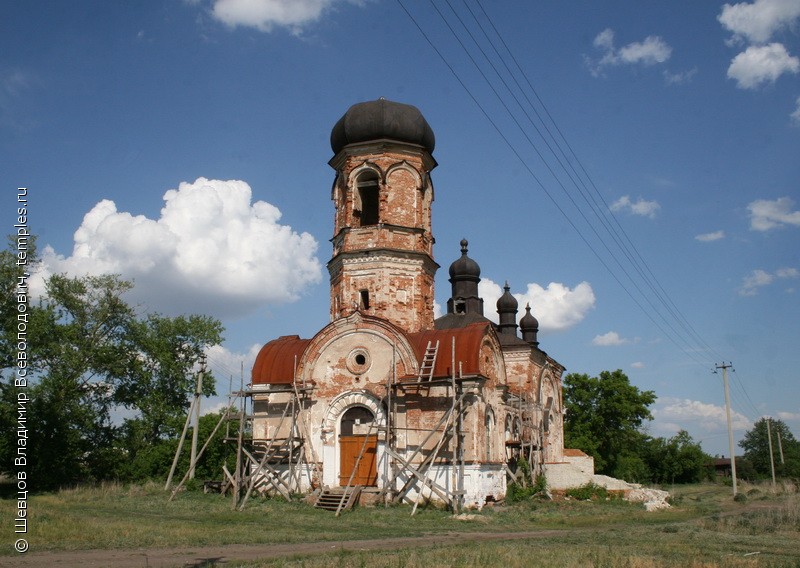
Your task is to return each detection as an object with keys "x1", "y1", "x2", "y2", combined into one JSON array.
[
  {"x1": 249, "y1": 463, "x2": 315, "y2": 494},
  {"x1": 565, "y1": 454, "x2": 594, "y2": 475},
  {"x1": 543, "y1": 456, "x2": 595, "y2": 491},
  {"x1": 310, "y1": 330, "x2": 396, "y2": 389},
  {"x1": 391, "y1": 463, "x2": 506, "y2": 510}
]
